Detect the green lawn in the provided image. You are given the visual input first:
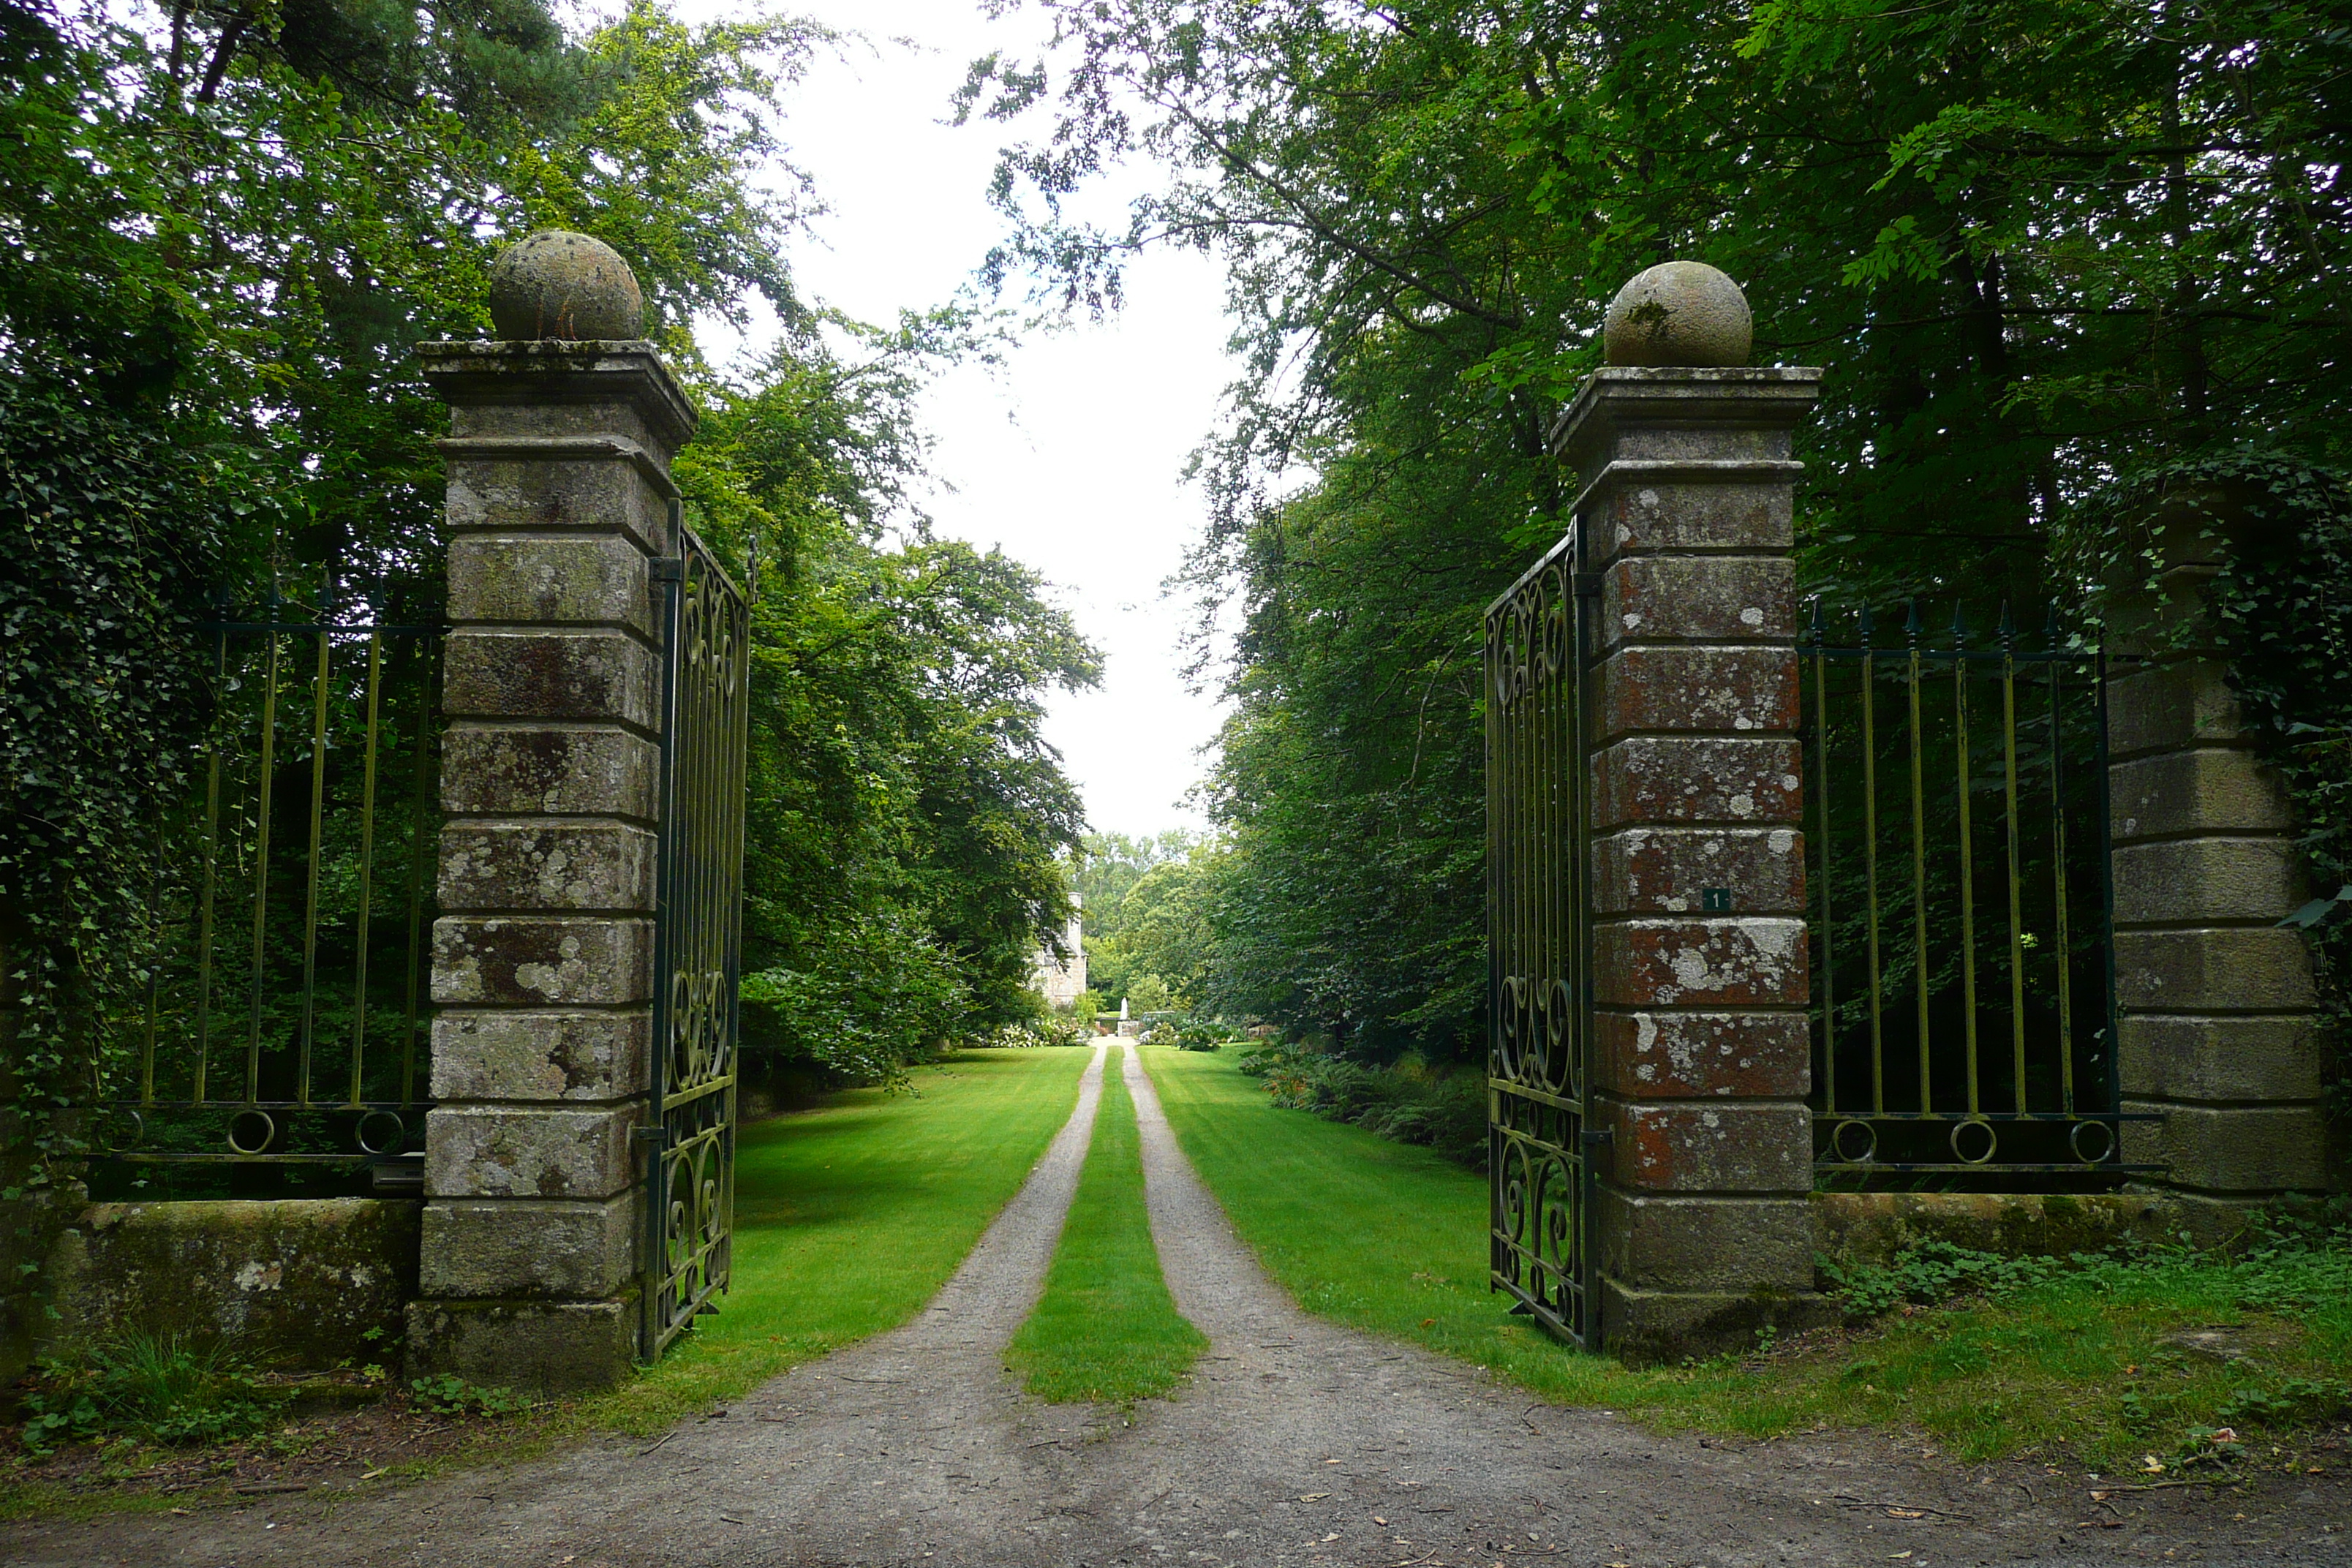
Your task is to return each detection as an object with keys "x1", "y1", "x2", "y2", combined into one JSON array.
[
  {"x1": 1142, "y1": 1042, "x2": 2352, "y2": 1467},
  {"x1": 580, "y1": 1044, "x2": 1096, "y2": 1436},
  {"x1": 1006, "y1": 1047, "x2": 1207, "y2": 1404}
]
